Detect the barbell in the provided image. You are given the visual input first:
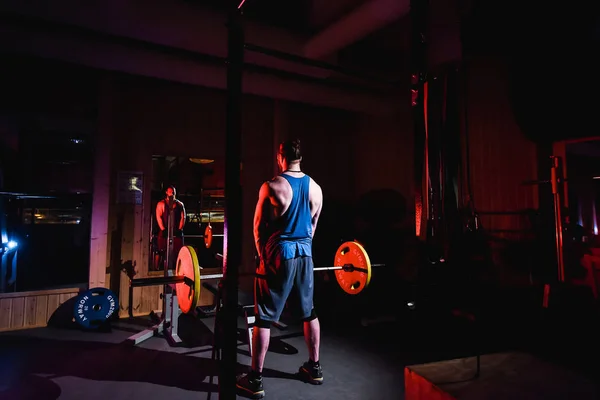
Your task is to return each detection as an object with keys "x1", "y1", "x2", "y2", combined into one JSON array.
[{"x1": 132, "y1": 240, "x2": 385, "y2": 314}]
